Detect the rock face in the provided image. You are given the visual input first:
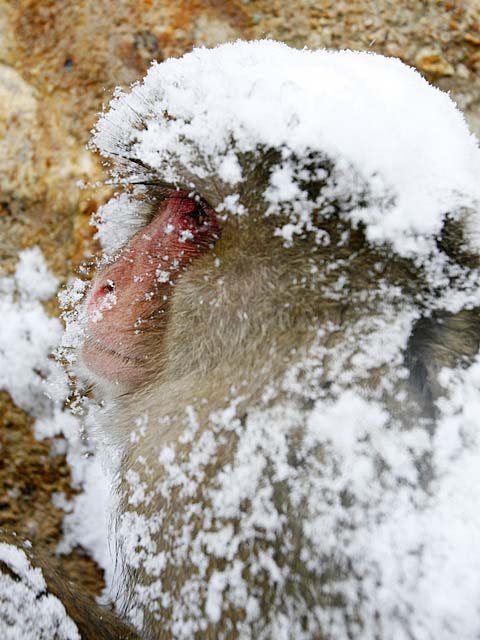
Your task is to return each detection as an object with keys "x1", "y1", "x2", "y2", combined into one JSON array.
[{"x1": 1, "y1": 0, "x2": 479, "y2": 599}]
